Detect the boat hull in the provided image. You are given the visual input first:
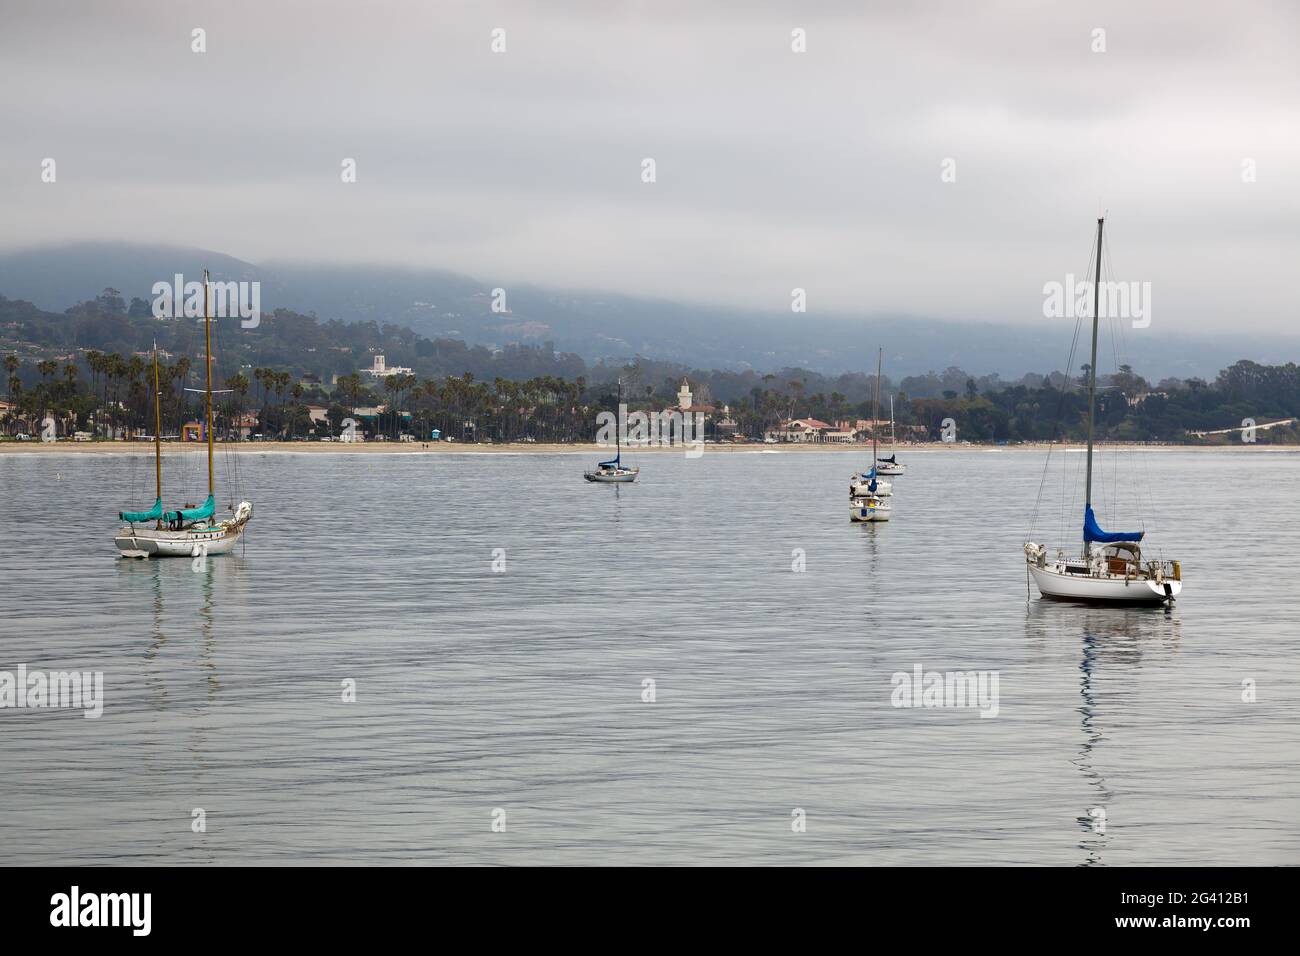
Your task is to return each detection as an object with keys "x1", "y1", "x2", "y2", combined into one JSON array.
[
  {"x1": 1028, "y1": 562, "x2": 1180, "y2": 604},
  {"x1": 584, "y1": 470, "x2": 638, "y2": 483},
  {"x1": 875, "y1": 464, "x2": 905, "y2": 476},
  {"x1": 850, "y1": 500, "x2": 891, "y2": 522},
  {"x1": 850, "y1": 476, "x2": 892, "y2": 496}
]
